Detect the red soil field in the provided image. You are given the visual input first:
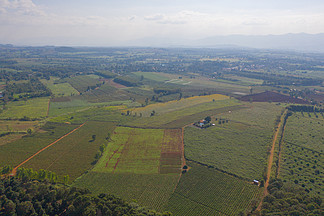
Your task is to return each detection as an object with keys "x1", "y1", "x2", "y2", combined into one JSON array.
[
  {"x1": 107, "y1": 79, "x2": 127, "y2": 88},
  {"x1": 240, "y1": 91, "x2": 309, "y2": 104},
  {"x1": 159, "y1": 129, "x2": 182, "y2": 174}
]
